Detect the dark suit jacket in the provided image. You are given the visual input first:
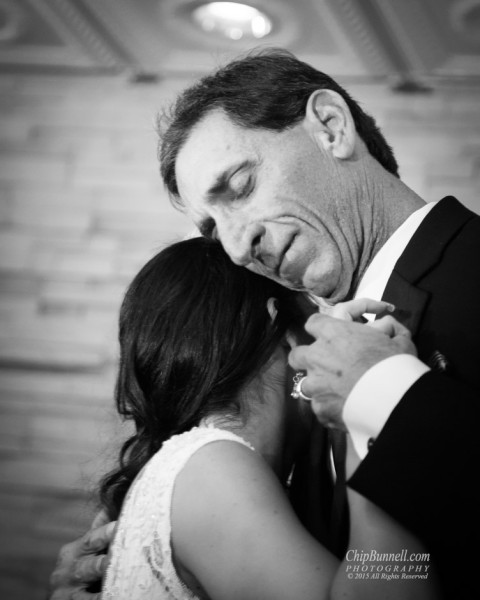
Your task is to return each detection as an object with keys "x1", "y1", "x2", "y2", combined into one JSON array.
[{"x1": 348, "y1": 197, "x2": 480, "y2": 598}]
